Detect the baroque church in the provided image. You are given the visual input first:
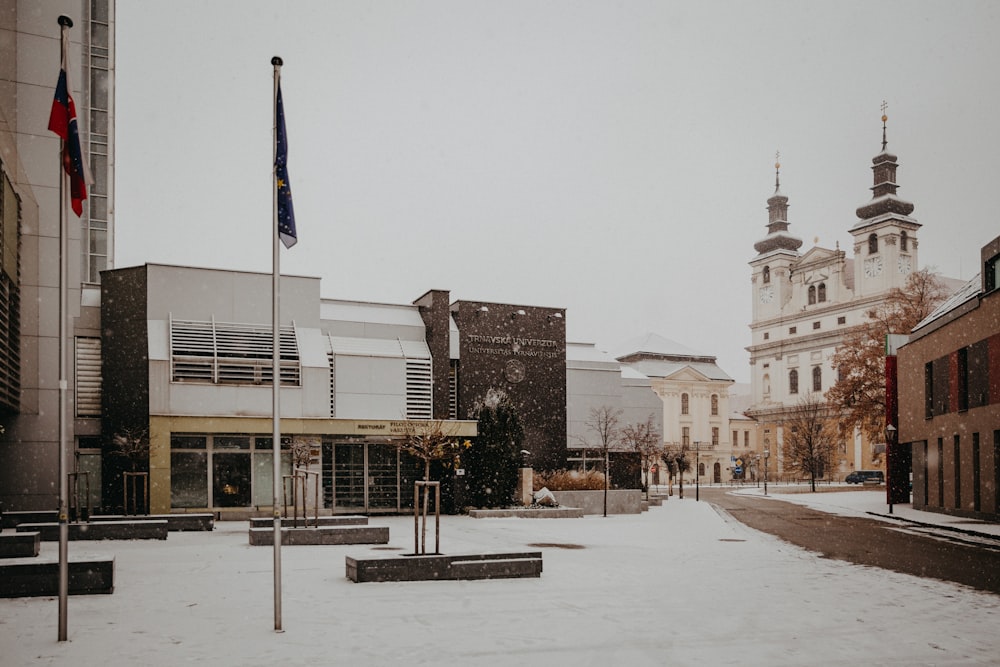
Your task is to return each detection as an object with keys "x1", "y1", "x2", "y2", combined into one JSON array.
[{"x1": 747, "y1": 114, "x2": 922, "y2": 479}]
